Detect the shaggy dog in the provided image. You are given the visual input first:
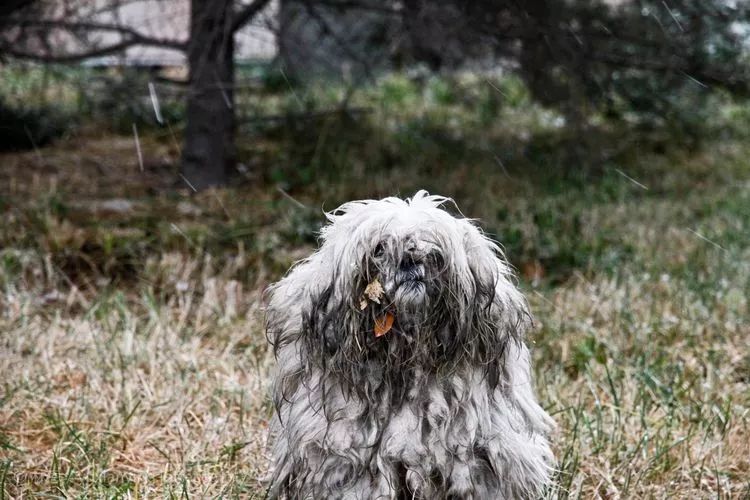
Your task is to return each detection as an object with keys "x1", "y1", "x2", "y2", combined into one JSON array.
[{"x1": 265, "y1": 191, "x2": 554, "y2": 499}]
